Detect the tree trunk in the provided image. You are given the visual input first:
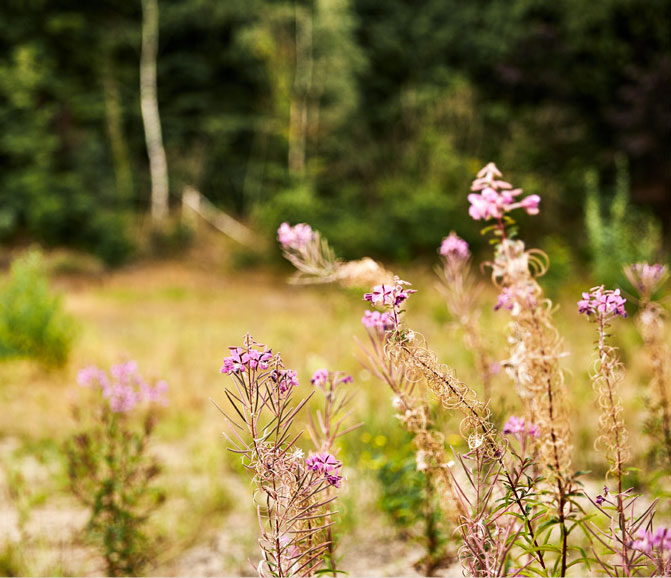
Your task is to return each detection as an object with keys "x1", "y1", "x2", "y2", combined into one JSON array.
[
  {"x1": 102, "y1": 50, "x2": 133, "y2": 204},
  {"x1": 288, "y1": 3, "x2": 313, "y2": 177},
  {"x1": 140, "y1": 0, "x2": 169, "y2": 223}
]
